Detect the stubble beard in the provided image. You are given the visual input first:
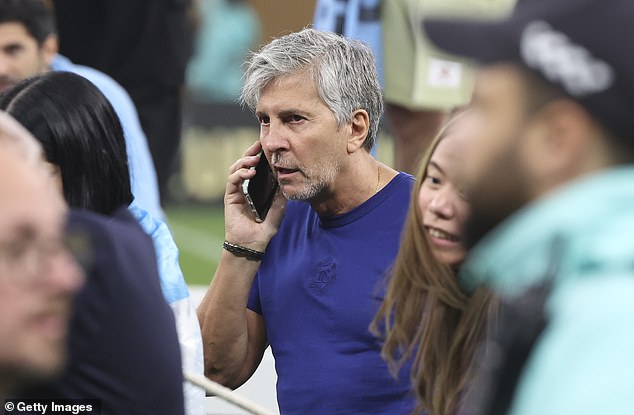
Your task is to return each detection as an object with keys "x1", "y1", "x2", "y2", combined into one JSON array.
[
  {"x1": 0, "y1": 344, "x2": 67, "y2": 395},
  {"x1": 463, "y1": 144, "x2": 532, "y2": 250},
  {"x1": 283, "y1": 158, "x2": 342, "y2": 201}
]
